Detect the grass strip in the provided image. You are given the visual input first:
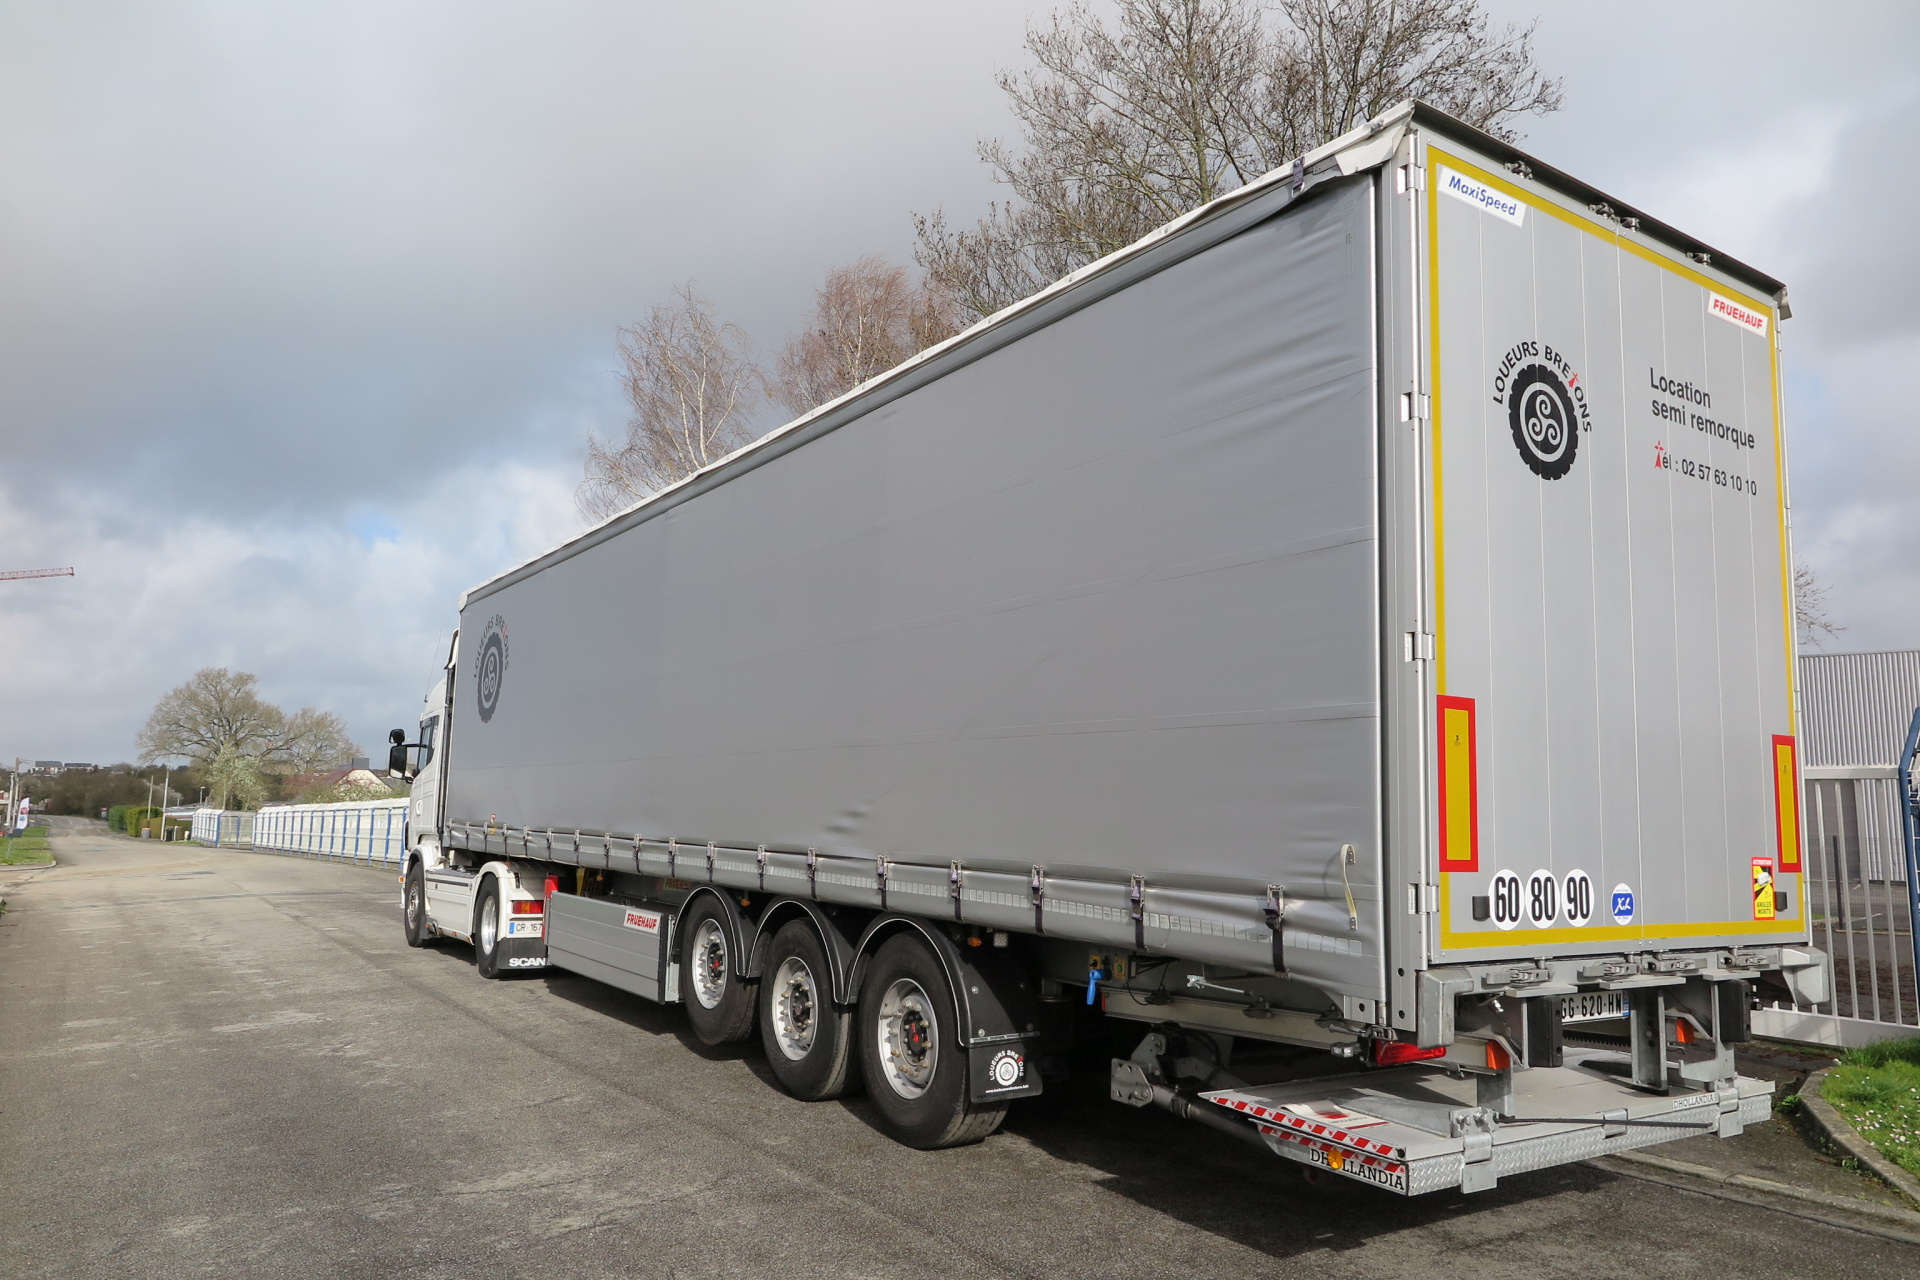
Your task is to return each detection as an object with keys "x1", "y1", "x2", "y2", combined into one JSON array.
[
  {"x1": 0, "y1": 825, "x2": 53, "y2": 865},
  {"x1": 1825, "y1": 1037, "x2": 1920, "y2": 1180}
]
